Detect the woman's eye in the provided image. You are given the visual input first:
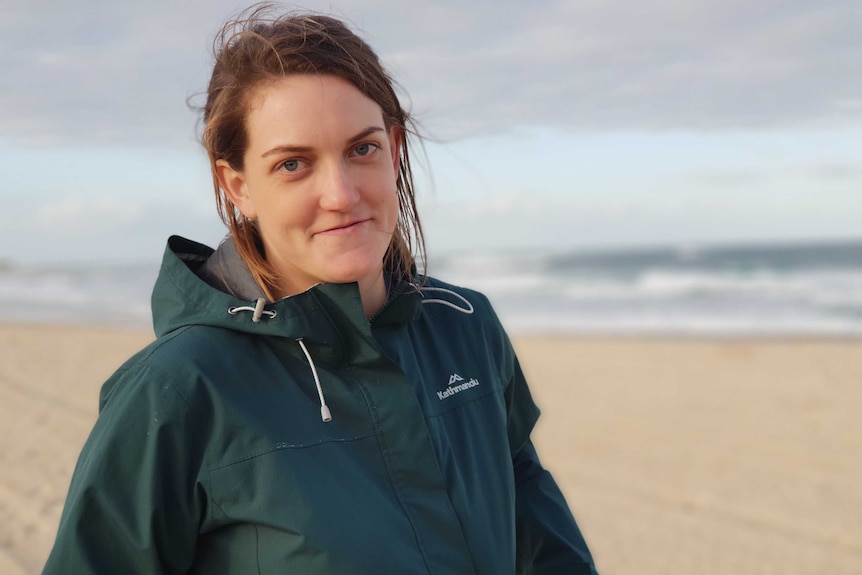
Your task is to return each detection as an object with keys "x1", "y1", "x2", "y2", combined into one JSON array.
[
  {"x1": 354, "y1": 143, "x2": 378, "y2": 157},
  {"x1": 280, "y1": 159, "x2": 302, "y2": 172}
]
